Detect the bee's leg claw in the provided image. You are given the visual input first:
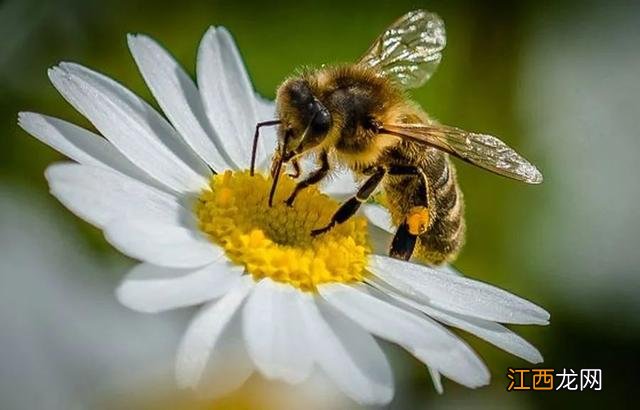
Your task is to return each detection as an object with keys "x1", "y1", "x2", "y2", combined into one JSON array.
[
  {"x1": 287, "y1": 170, "x2": 301, "y2": 179},
  {"x1": 284, "y1": 196, "x2": 295, "y2": 207},
  {"x1": 311, "y1": 223, "x2": 334, "y2": 237},
  {"x1": 285, "y1": 190, "x2": 299, "y2": 207}
]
